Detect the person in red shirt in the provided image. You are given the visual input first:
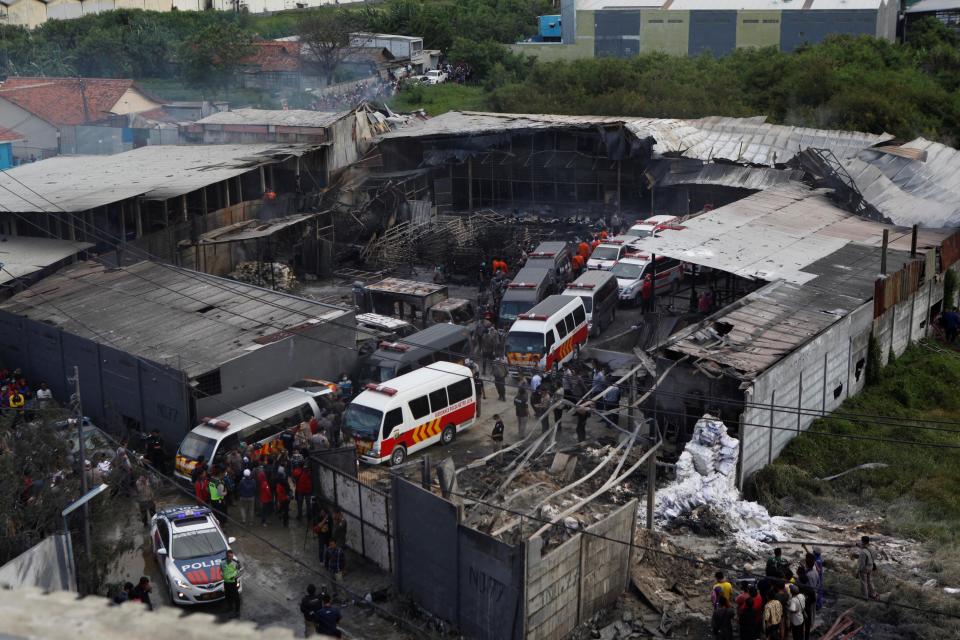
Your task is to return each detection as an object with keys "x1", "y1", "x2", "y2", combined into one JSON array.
[
  {"x1": 641, "y1": 274, "x2": 654, "y2": 312},
  {"x1": 293, "y1": 466, "x2": 313, "y2": 521},
  {"x1": 193, "y1": 470, "x2": 209, "y2": 505},
  {"x1": 309, "y1": 416, "x2": 319, "y2": 435},
  {"x1": 577, "y1": 241, "x2": 590, "y2": 258},
  {"x1": 599, "y1": 229, "x2": 608, "y2": 240},
  {"x1": 258, "y1": 473, "x2": 273, "y2": 527},
  {"x1": 274, "y1": 474, "x2": 291, "y2": 527},
  {"x1": 590, "y1": 237, "x2": 601, "y2": 252}
]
